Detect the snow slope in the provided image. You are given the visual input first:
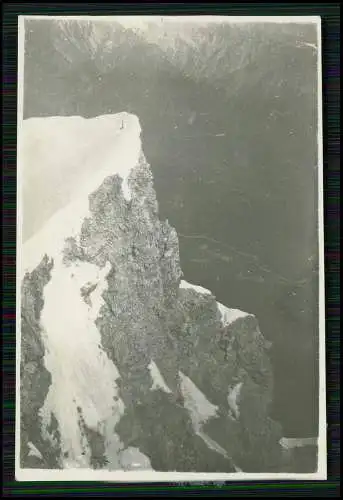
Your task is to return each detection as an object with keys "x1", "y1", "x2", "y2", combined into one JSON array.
[
  {"x1": 20, "y1": 112, "x2": 140, "y2": 244},
  {"x1": 20, "y1": 113, "x2": 148, "y2": 469},
  {"x1": 21, "y1": 113, "x2": 141, "y2": 273},
  {"x1": 39, "y1": 260, "x2": 126, "y2": 468}
]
